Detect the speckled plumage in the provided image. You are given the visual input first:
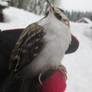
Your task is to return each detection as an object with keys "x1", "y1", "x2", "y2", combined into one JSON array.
[
  {"x1": 9, "y1": 23, "x2": 46, "y2": 73},
  {"x1": 6, "y1": 2, "x2": 72, "y2": 92},
  {"x1": 9, "y1": 1, "x2": 71, "y2": 81}
]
